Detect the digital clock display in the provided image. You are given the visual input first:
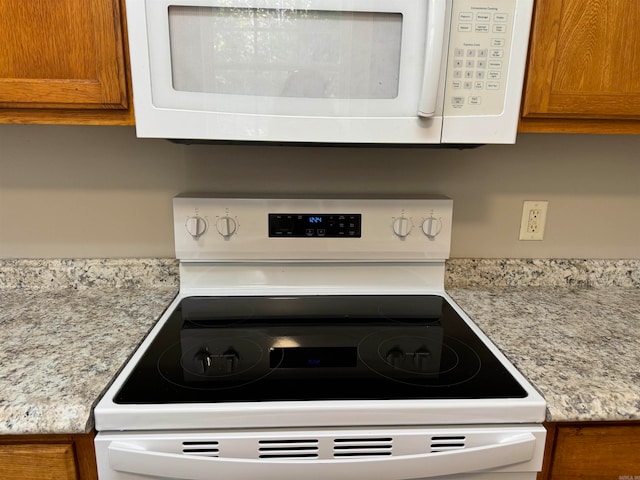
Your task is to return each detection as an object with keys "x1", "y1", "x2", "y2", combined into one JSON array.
[{"x1": 268, "y1": 213, "x2": 361, "y2": 237}]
